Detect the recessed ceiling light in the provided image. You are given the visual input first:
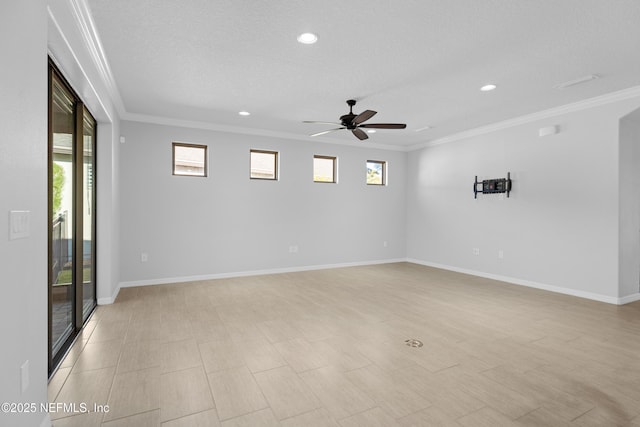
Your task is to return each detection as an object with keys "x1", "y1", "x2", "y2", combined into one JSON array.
[
  {"x1": 366, "y1": 129, "x2": 376, "y2": 134},
  {"x1": 297, "y1": 32, "x2": 318, "y2": 44},
  {"x1": 480, "y1": 84, "x2": 497, "y2": 92},
  {"x1": 238, "y1": 111, "x2": 250, "y2": 116}
]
